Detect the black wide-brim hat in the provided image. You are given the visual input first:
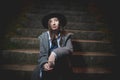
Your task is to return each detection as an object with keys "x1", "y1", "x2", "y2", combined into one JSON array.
[{"x1": 42, "y1": 13, "x2": 67, "y2": 28}]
